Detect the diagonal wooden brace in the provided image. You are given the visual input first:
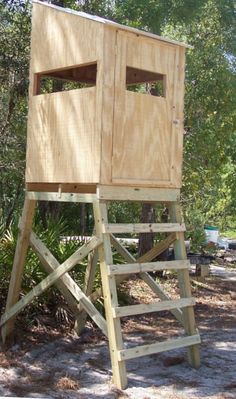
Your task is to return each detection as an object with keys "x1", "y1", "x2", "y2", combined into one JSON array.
[
  {"x1": 29, "y1": 233, "x2": 81, "y2": 317},
  {"x1": 74, "y1": 248, "x2": 99, "y2": 335},
  {"x1": 0, "y1": 236, "x2": 102, "y2": 329},
  {"x1": 110, "y1": 234, "x2": 184, "y2": 325},
  {"x1": 29, "y1": 233, "x2": 107, "y2": 336}
]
